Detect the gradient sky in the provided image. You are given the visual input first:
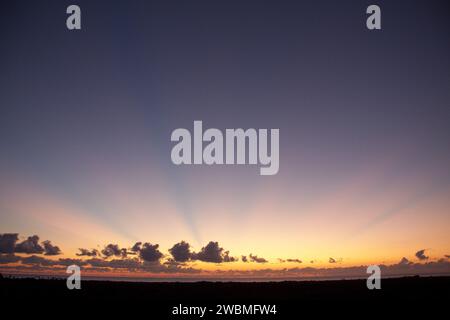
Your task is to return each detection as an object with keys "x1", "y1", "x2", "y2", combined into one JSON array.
[{"x1": 1, "y1": 0, "x2": 449, "y2": 277}]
